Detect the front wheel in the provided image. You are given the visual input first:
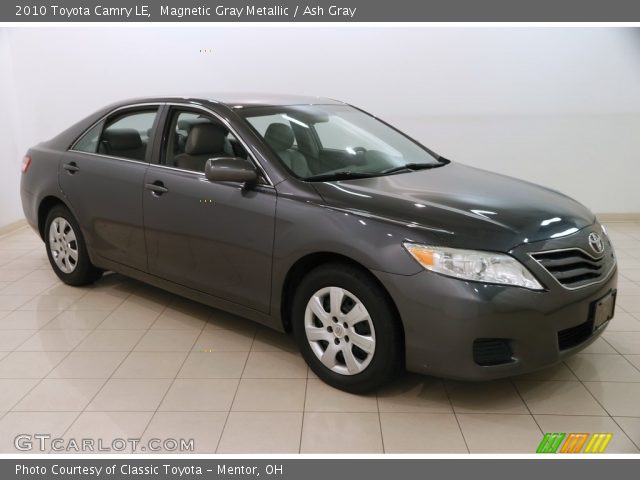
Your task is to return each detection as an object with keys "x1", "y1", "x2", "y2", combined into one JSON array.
[
  {"x1": 292, "y1": 263, "x2": 402, "y2": 393},
  {"x1": 45, "y1": 205, "x2": 102, "y2": 286}
]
